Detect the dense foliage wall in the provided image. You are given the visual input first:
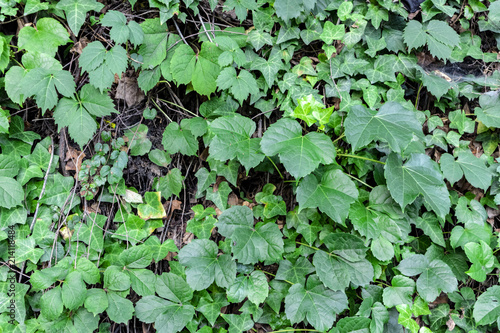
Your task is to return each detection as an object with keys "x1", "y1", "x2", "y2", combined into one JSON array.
[{"x1": 0, "y1": 0, "x2": 500, "y2": 332}]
